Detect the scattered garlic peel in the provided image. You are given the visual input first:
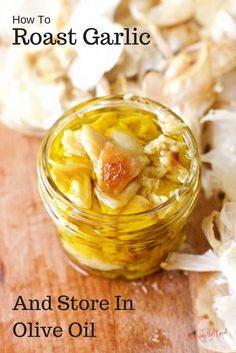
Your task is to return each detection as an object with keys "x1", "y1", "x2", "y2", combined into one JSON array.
[
  {"x1": 1, "y1": 0, "x2": 236, "y2": 139},
  {"x1": 162, "y1": 202, "x2": 236, "y2": 352},
  {"x1": 142, "y1": 42, "x2": 215, "y2": 140},
  {"x1": 202, "y1": 213, "x2": 222, "y2": 254},
  {"x1": 162, "y1": 202, "x2": 236, "y2": 287},
  {"x1": 68, "y1": 1, "x2": 123, "y2": 90},
  {"x1": 130, "y1": 0, "x2": 194, "y2": 27},
  {"x1": 196, "y1": 274, "x2": 236, "y2": 353},
  {"x1": 214, "y1": 295, "x2": 236, "y2": 342},
  {"x1": 201, "y1": 110, "x2": 236, "y2": 202},
  {"x1": 161, "y1": 250, "x2": 220, "y2": 271}
]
